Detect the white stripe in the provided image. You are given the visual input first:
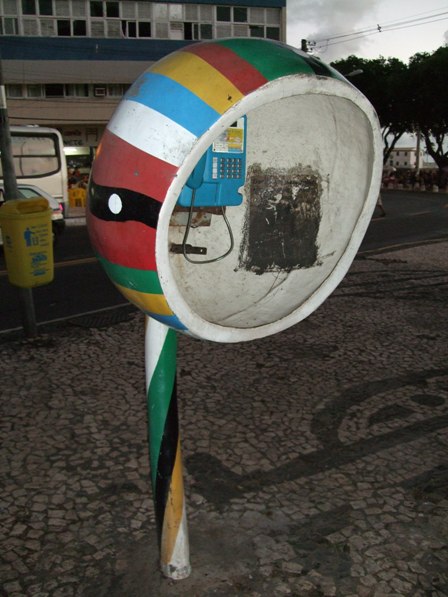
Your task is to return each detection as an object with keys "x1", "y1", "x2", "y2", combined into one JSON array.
[
  {"x1": 108, "y1": 99, "x2": 197, "y2": 167},
  {"x1": 161, "y1": 501, "x2": 191, "y2": 580},
  {"x1": 145, "y1": 315, "x2": 169, "y2": 390}
]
